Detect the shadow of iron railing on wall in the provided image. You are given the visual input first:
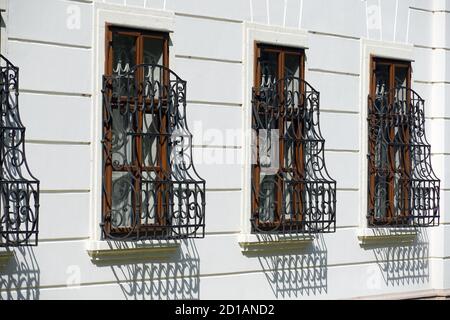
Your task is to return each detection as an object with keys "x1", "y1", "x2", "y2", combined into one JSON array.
[
  {"x1": 0, "y1": 247, "x2": 40, "y2": 300},
  {"x1": 256, "y1": 235, "x2": 328, "y2": 298},
  {"x1": 109, "y1": 239, "x2": 200, "y2": 300},
  {"x1": 370, "y1": 230, "x2": 429, "y2": 286}
]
